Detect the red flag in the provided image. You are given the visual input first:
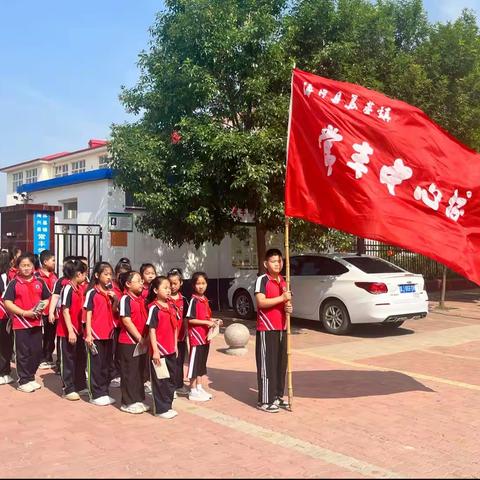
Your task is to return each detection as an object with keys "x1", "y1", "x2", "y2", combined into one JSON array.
[{"x1": 285, "y1": 68, "x2": 480, "y2": 285}]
